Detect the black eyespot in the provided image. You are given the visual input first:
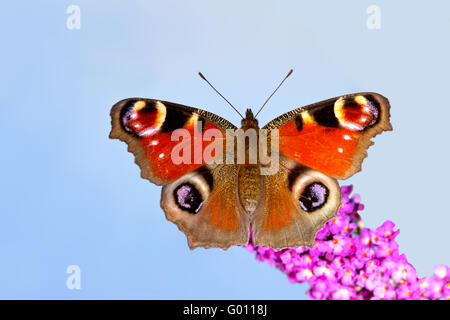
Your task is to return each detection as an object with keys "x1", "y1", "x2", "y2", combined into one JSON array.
[
  {"x1": 294, "y1": 114, "x2": 303, "y2": 131},
  {"x1": 310, "y1": 104, "x2": 339, "y2": 128},
  {"x1": 173, "y1": 183, "x2": 203, "y2": 214},
  {"x1": 299, "y1": 182, "x2": 328, "y2": 212},
  {"x1": 160, "y1": 108, "x2": 190, "y2": 133}
]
